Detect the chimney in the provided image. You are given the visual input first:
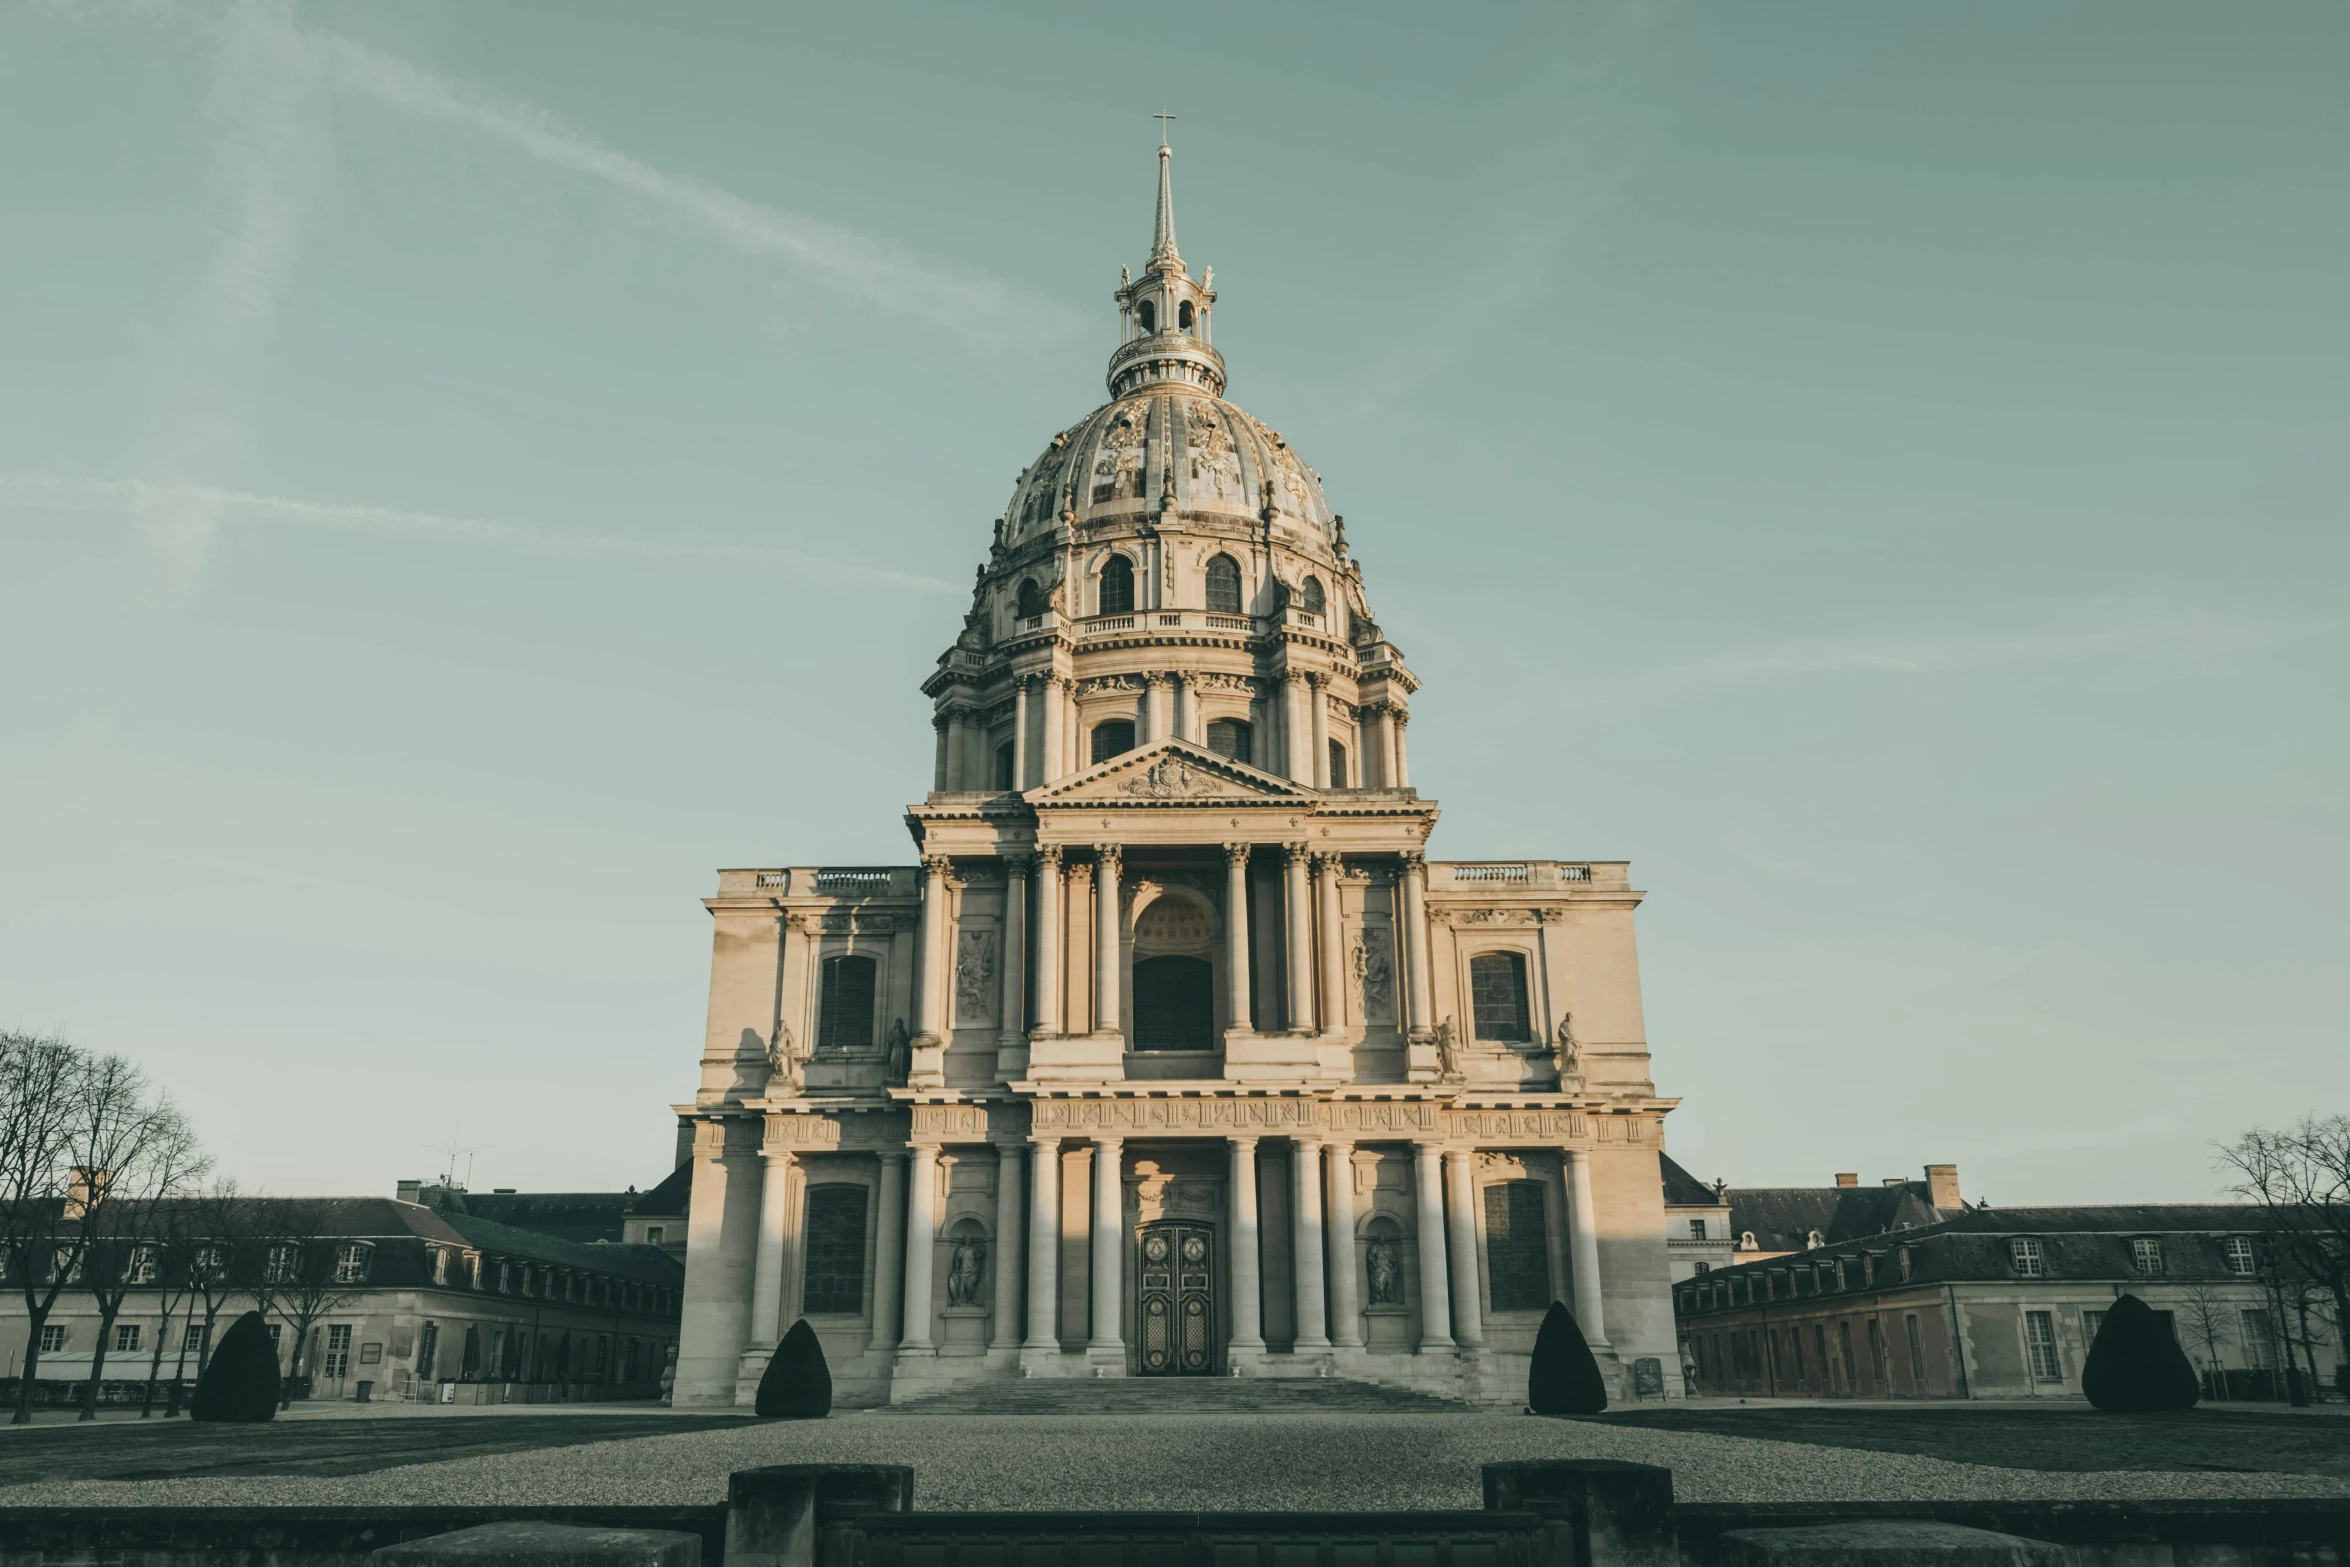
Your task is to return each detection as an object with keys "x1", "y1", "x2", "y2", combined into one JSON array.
[
  {"x1": 395, "y1": 1178, "x2": 423, "y2": 1205},
  {"x1": 1882, "y1": 1177, "x2": 1905, "y2": 1188},
  {"x1": 1925, "y1": 1163, "x2": 1961, "y2": 1209},
  {"x1": 64, "y1": 1167, "x2": 112, "y2": 1220},
  {"x1": 1834, "y1": 1173, "x2": 1858, "y2": 1188}
]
